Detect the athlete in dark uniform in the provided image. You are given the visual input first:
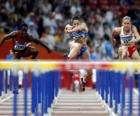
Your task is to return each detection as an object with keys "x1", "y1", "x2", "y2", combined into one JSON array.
[{"x1": 0, "y1": 24, "x2": 51, "y2": 59}]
